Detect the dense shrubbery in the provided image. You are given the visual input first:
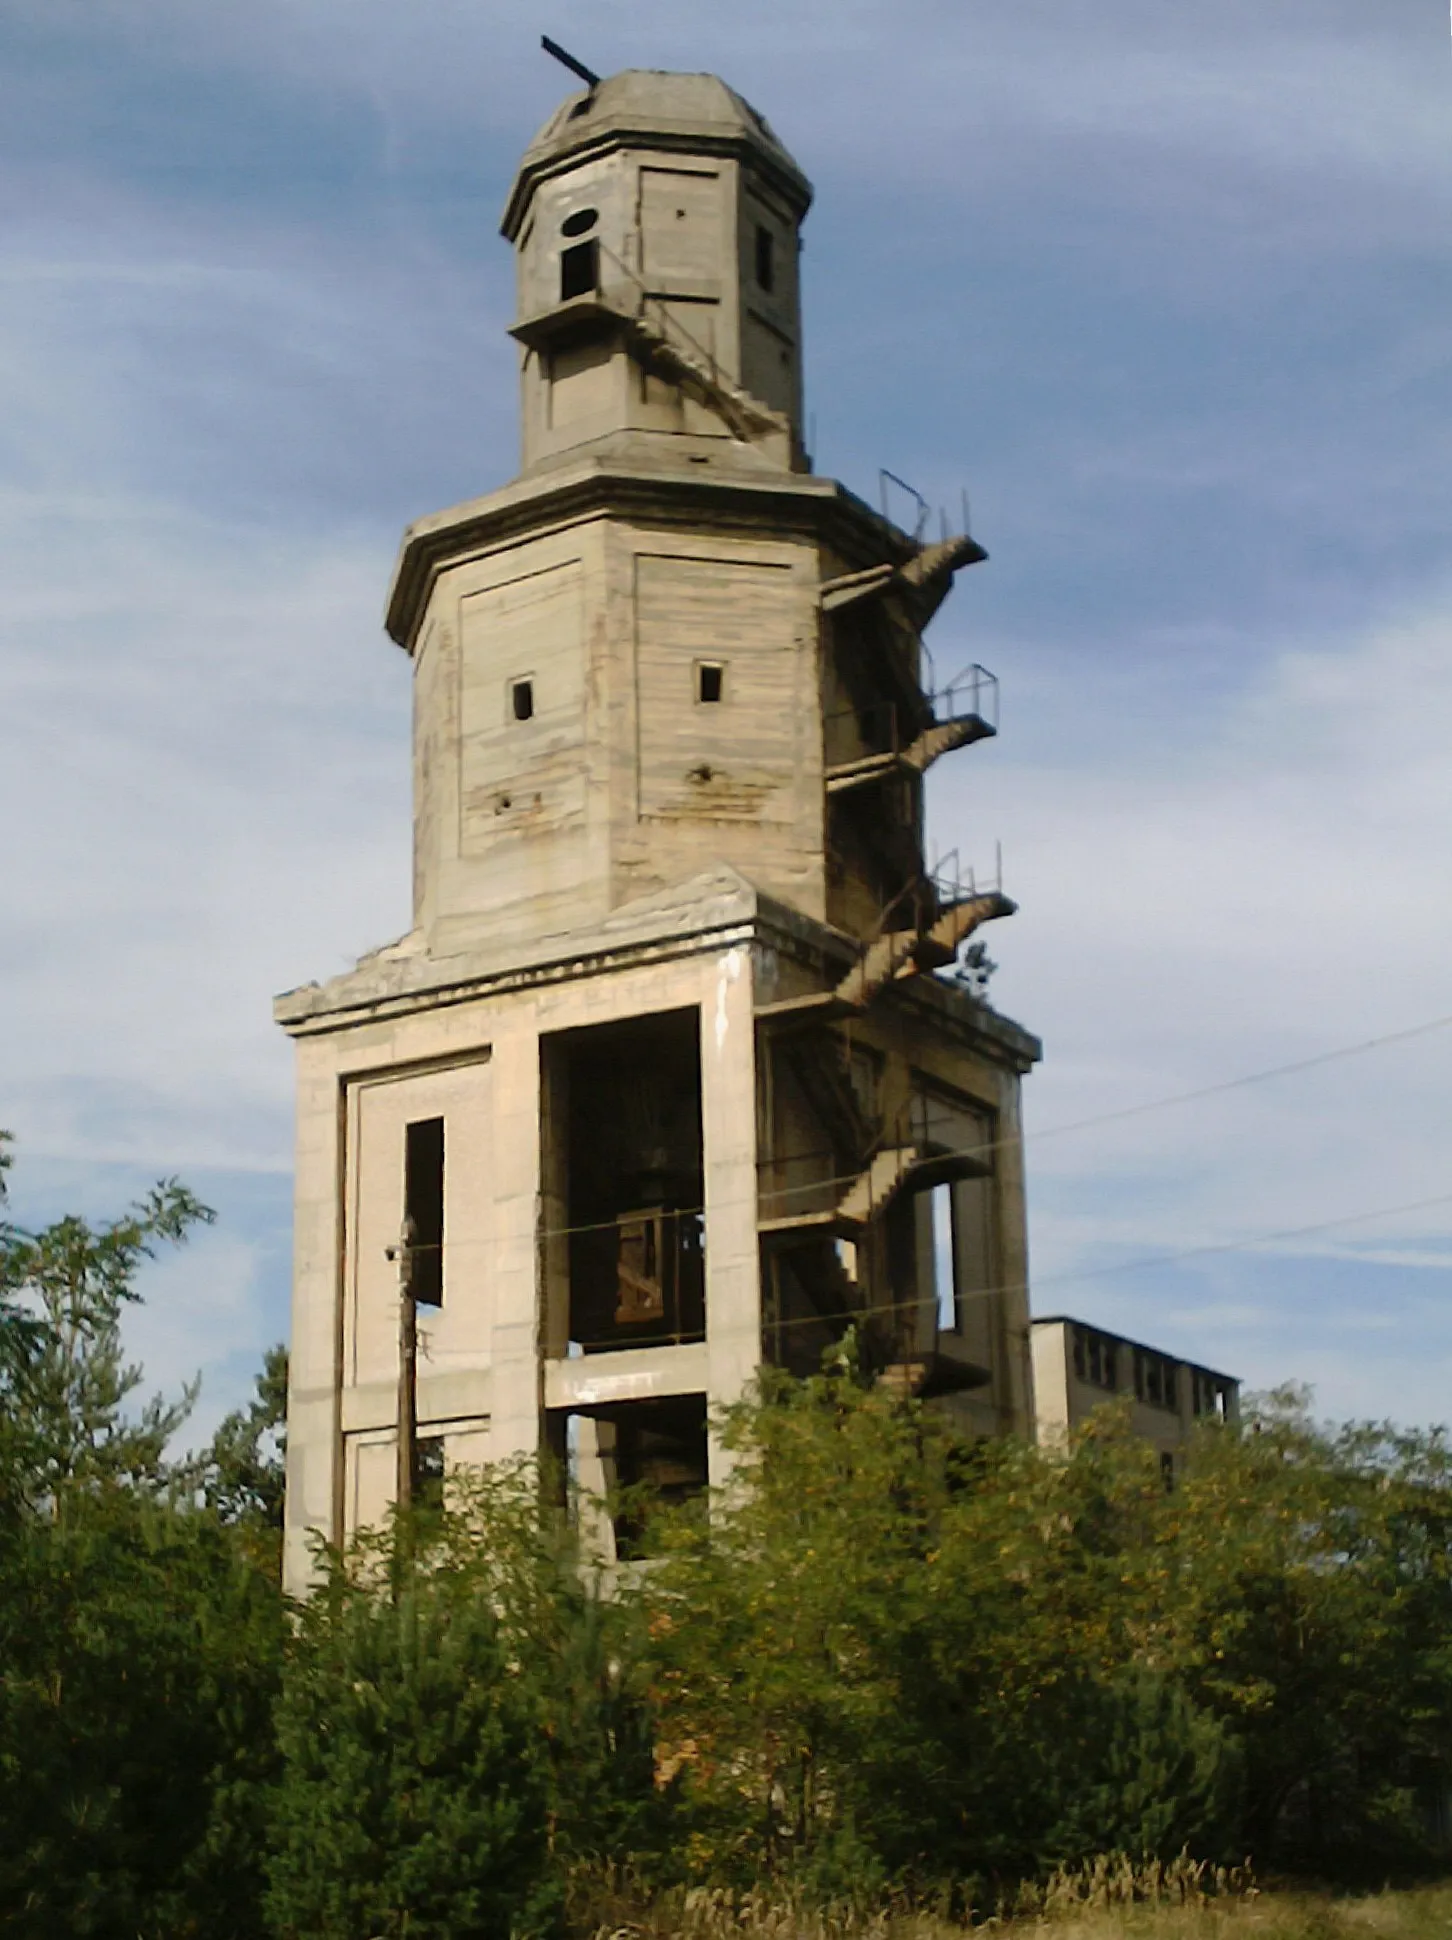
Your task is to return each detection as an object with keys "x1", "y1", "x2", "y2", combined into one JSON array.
[
  {"x1": 0, "y1": 1138, "x2": 285, "y2": 1939},
  {"x1": 4, "y1": 1136, "x2": 1452, "y2": 1935},
  {"x1": 627, "y1": 1362, "x2": 1452, "y2": 1899}
]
